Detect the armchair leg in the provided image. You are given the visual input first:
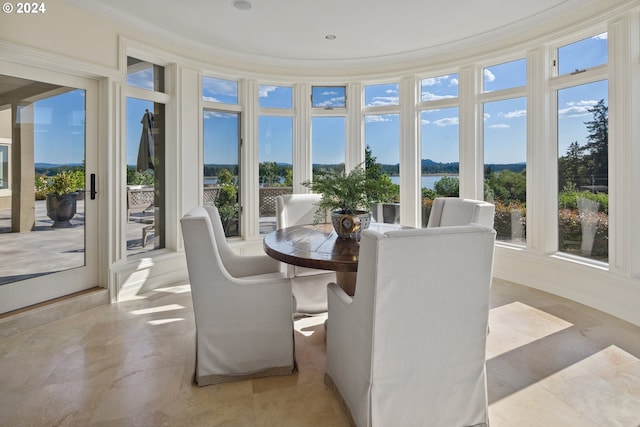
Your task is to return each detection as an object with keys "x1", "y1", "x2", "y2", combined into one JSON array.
[{"x1": 142, "y1": 224, "x2": 155, "y2": 247}]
